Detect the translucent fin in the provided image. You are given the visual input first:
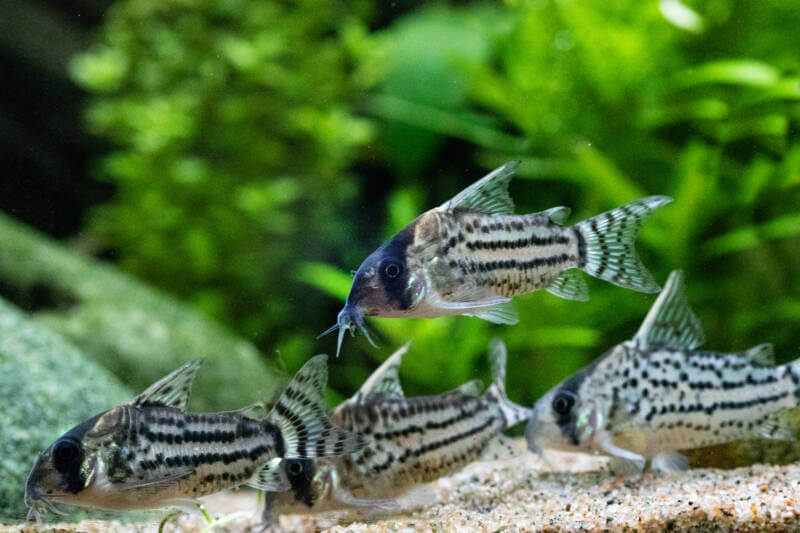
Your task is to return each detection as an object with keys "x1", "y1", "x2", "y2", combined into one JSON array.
[
  {"x1": 267, "y1": 355, "x2": 364, "y2": 459},
  {"x1": 440, "y1": 160, "x2": 519, "y2": 215},
  {"x1": 485, "y1": 339, "x2": 532, "y2": 427},
  {"x1": 606, "y1": 455, "x2": 646, "y2": 476},
  {"x1": 118, "y1": 467, "x2": 194, "y2": 493},
  {"x1": 575, "y1": 195, "x2": 672, "y2": 293},
  {"x1": 758, "y1": 409, "x2": 798, "y2": 441},
  {"x1": 546, "y1": 269, "x2": 589, "y2": 302},
  {"x1": 131, "y1": 359, "x2": 203, "y2": 411},
  {"x1": 451, "y1": 379, "x2": 484, "y2": 397},
  {"x1": 466, "y1": 301, "x2": 519, "y2": 325},
  {"x1": 633, "y1": 270, "x2": 705, "y2": 350},
  {"x1": 247, "y1": 457, "x2": 291, "y2": 492},
  {"x1": 351, "y1": 342, "x2": 409, "y2": 402},
  {"x1": 479, "y1": 434, "x2": 524, "y2": 461},
  {"x1": 651, "y1": 451, "x2": 689, "y2": 472},
  {"x1": 742, "y1": 343, "x2": 775, "y2": 366},
  {"x1": 540, "y1": 206, "x2": 571, "y2": 225},
  {"x1": 598, "y1": 431, "x2": 646, "y2": 474}
]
